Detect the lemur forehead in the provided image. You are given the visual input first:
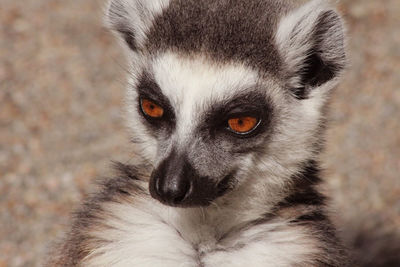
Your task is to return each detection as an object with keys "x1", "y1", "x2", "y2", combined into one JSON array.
[
  {"x1": 150, "y1": 52, "x2": 261, "y2": 106},
  {"x1": 144, "y1": 0, "x2": 292, "y2": 76}
]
